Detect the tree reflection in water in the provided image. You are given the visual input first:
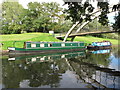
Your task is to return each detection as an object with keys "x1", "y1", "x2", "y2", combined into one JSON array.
[{"x1": 2, "y1": 49, "x2": 120, "y2": 89}]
